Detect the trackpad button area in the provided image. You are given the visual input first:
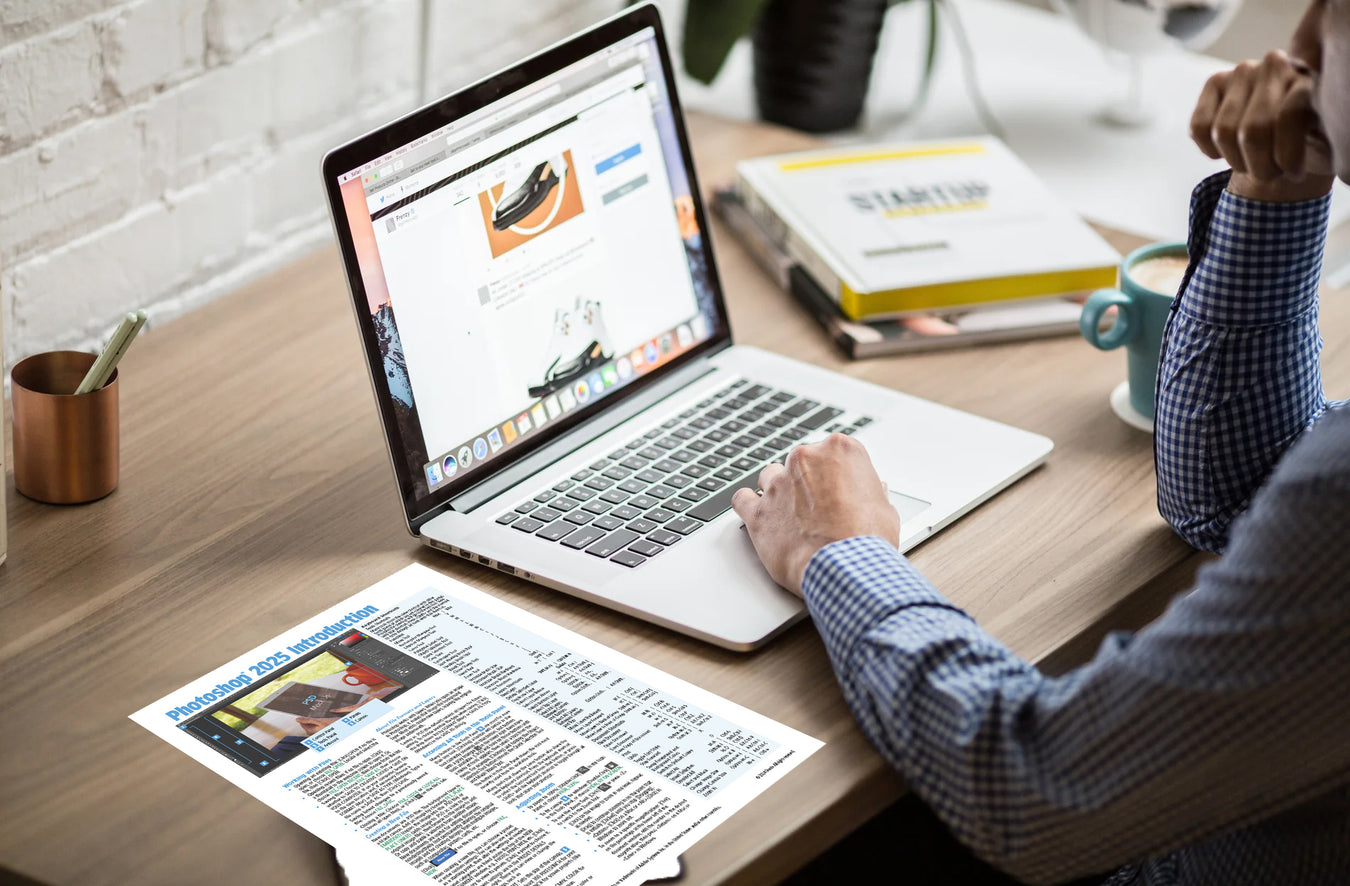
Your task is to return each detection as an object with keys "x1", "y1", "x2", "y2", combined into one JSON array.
[{"x1": 887, "y1": 489, "x2": 931, "y2": 525}]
